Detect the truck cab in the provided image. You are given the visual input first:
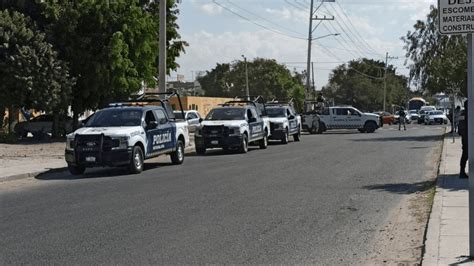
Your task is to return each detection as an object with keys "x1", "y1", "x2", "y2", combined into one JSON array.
[
  {"x1": 195, "y1": 99, "x2": 270, "y2": 154},
  {"x1": 65, "y1": 93, "x2": 189, "y2": 175}
]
